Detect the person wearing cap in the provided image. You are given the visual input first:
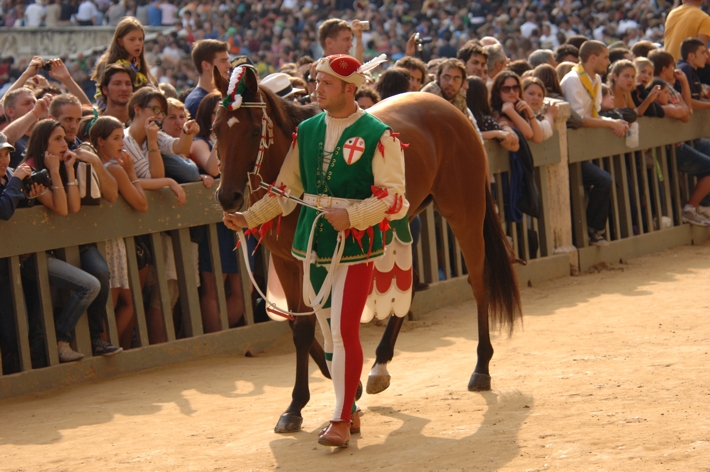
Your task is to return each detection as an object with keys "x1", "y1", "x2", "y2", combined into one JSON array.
[
  {"x1": 185, "y1": 40, "x2": 232, "y2": 119},
  {"x1": 0, "y1": 131, "x2": 36, "y2": 374},
  {"x1": 0, "y1": 132, "x2": 32, "y2": 221},
  {"x1": 224, "y1": 54, "x2": 409, "y2": 448},
  {"x1": 260, "y1": 73, "x2": 306, "y2": 99}
]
